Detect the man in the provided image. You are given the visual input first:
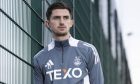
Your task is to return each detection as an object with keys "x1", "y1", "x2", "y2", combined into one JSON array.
[{"x1": 33, "y1": 2, "x2": 104, "y2": 84}]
